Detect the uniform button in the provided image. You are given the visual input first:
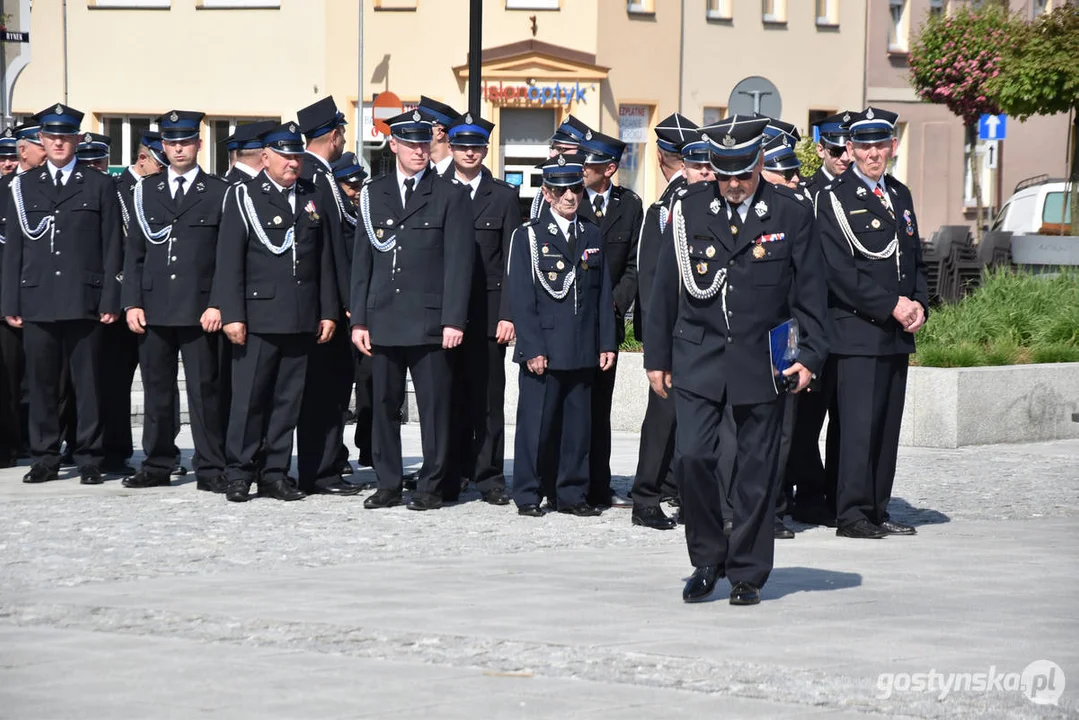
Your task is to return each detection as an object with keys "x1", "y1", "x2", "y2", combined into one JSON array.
[
  {"x1": 171, "y1": 256, "x2": 178, "y2": 262},
  {"x1": 199, "y1": 219, "x2": 205, "y2": 224},
  {"x1": 726, "y1": 336, "x2": 734, "y2": 343},
  {"x1": 296, "y1": 280, "x2": 302, "y2": 285},
  {"x1": 170, "y1": 274, "x2": 177, "y2": 280},
  {"x1": 54, "y1": 251, "x2": 61, "y2": 256},
  {"x1": 727, "y1": 285, "x2": 734, "y2": 292},
  {"x1": 55, "y1": 270, "x2": 61, "y2": 276},
  {"x1": 728, "y1": 259, "x2": 735, "y2": 267},
  {"x1": 55, "y1": 229, "x2": 61, "y2": 235},
  {"x1": 395, "y1": 288, "x2": 401, "y2": 294},
  {"x1": 252, "y1": 291, "x2": 258, "y2": 296}
]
